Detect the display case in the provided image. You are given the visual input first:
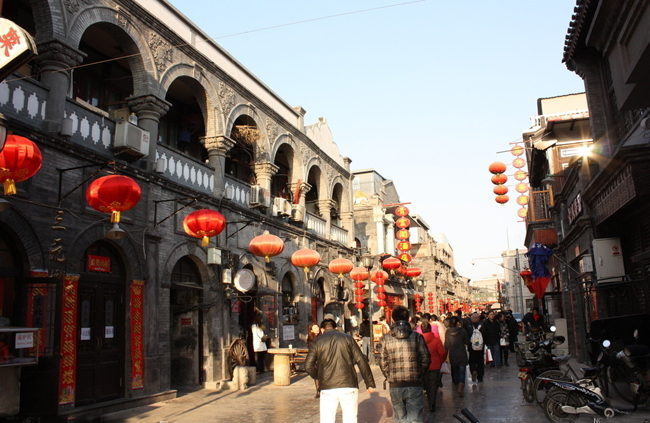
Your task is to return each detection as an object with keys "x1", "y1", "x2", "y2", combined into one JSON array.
[{"x1": 0, "y1": 327, "x2": 40, "y2": 367}]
